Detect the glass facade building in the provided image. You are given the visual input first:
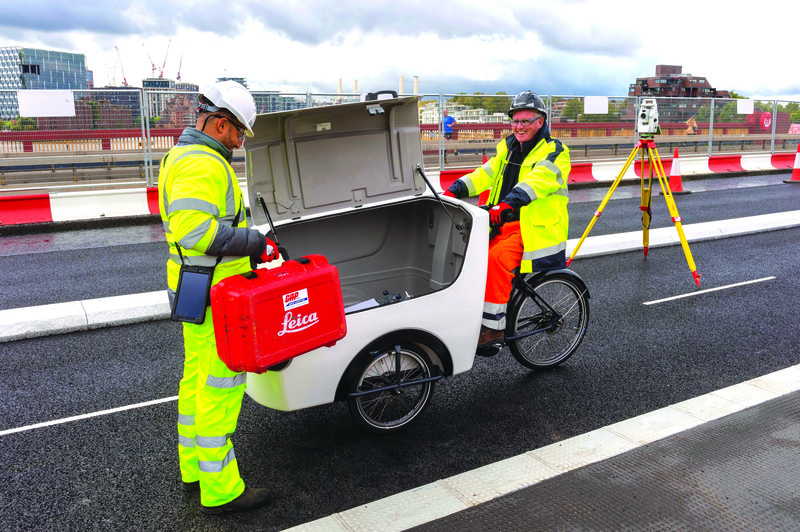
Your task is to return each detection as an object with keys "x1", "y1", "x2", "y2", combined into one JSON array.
[{"x1": 0, "y1": 46, "x2": 89, "y2": 119}]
